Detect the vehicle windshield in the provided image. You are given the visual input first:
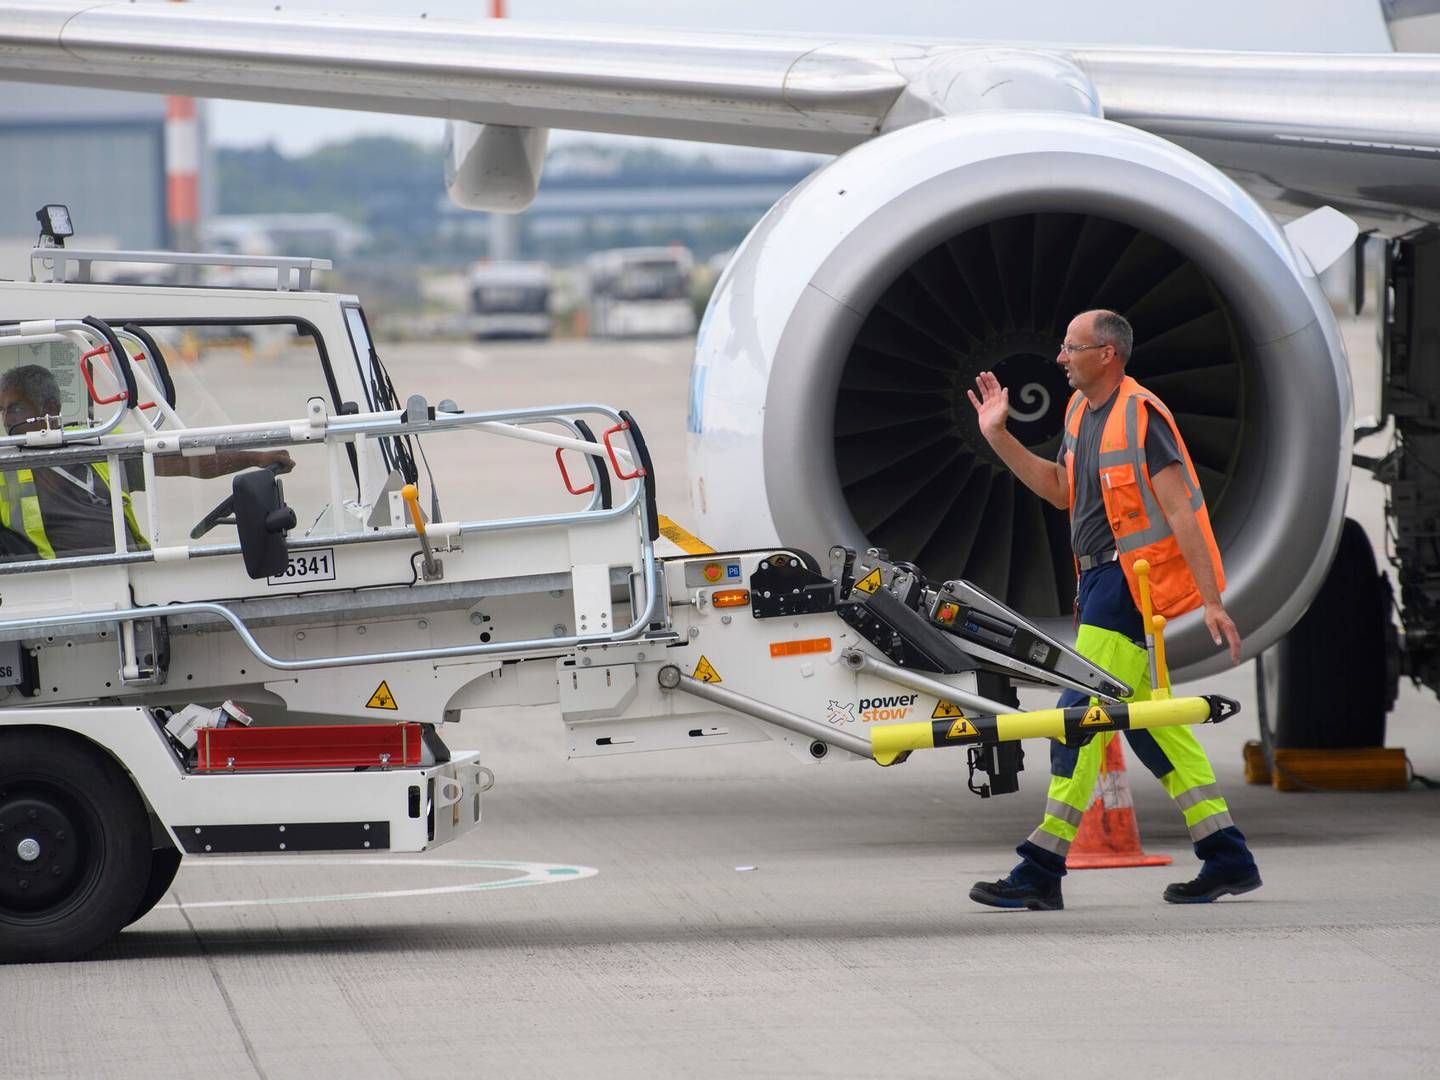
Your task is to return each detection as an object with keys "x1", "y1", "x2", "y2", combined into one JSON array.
[
  {"x1": 0, "y1": 322, "x2": 343, "y2": 559},
  {"x1": 602, "y1": 260, "x2": 689, "y2": 301},
  {"x1": 473, "y1": 285, "x2": 549, "y2": 314}
]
